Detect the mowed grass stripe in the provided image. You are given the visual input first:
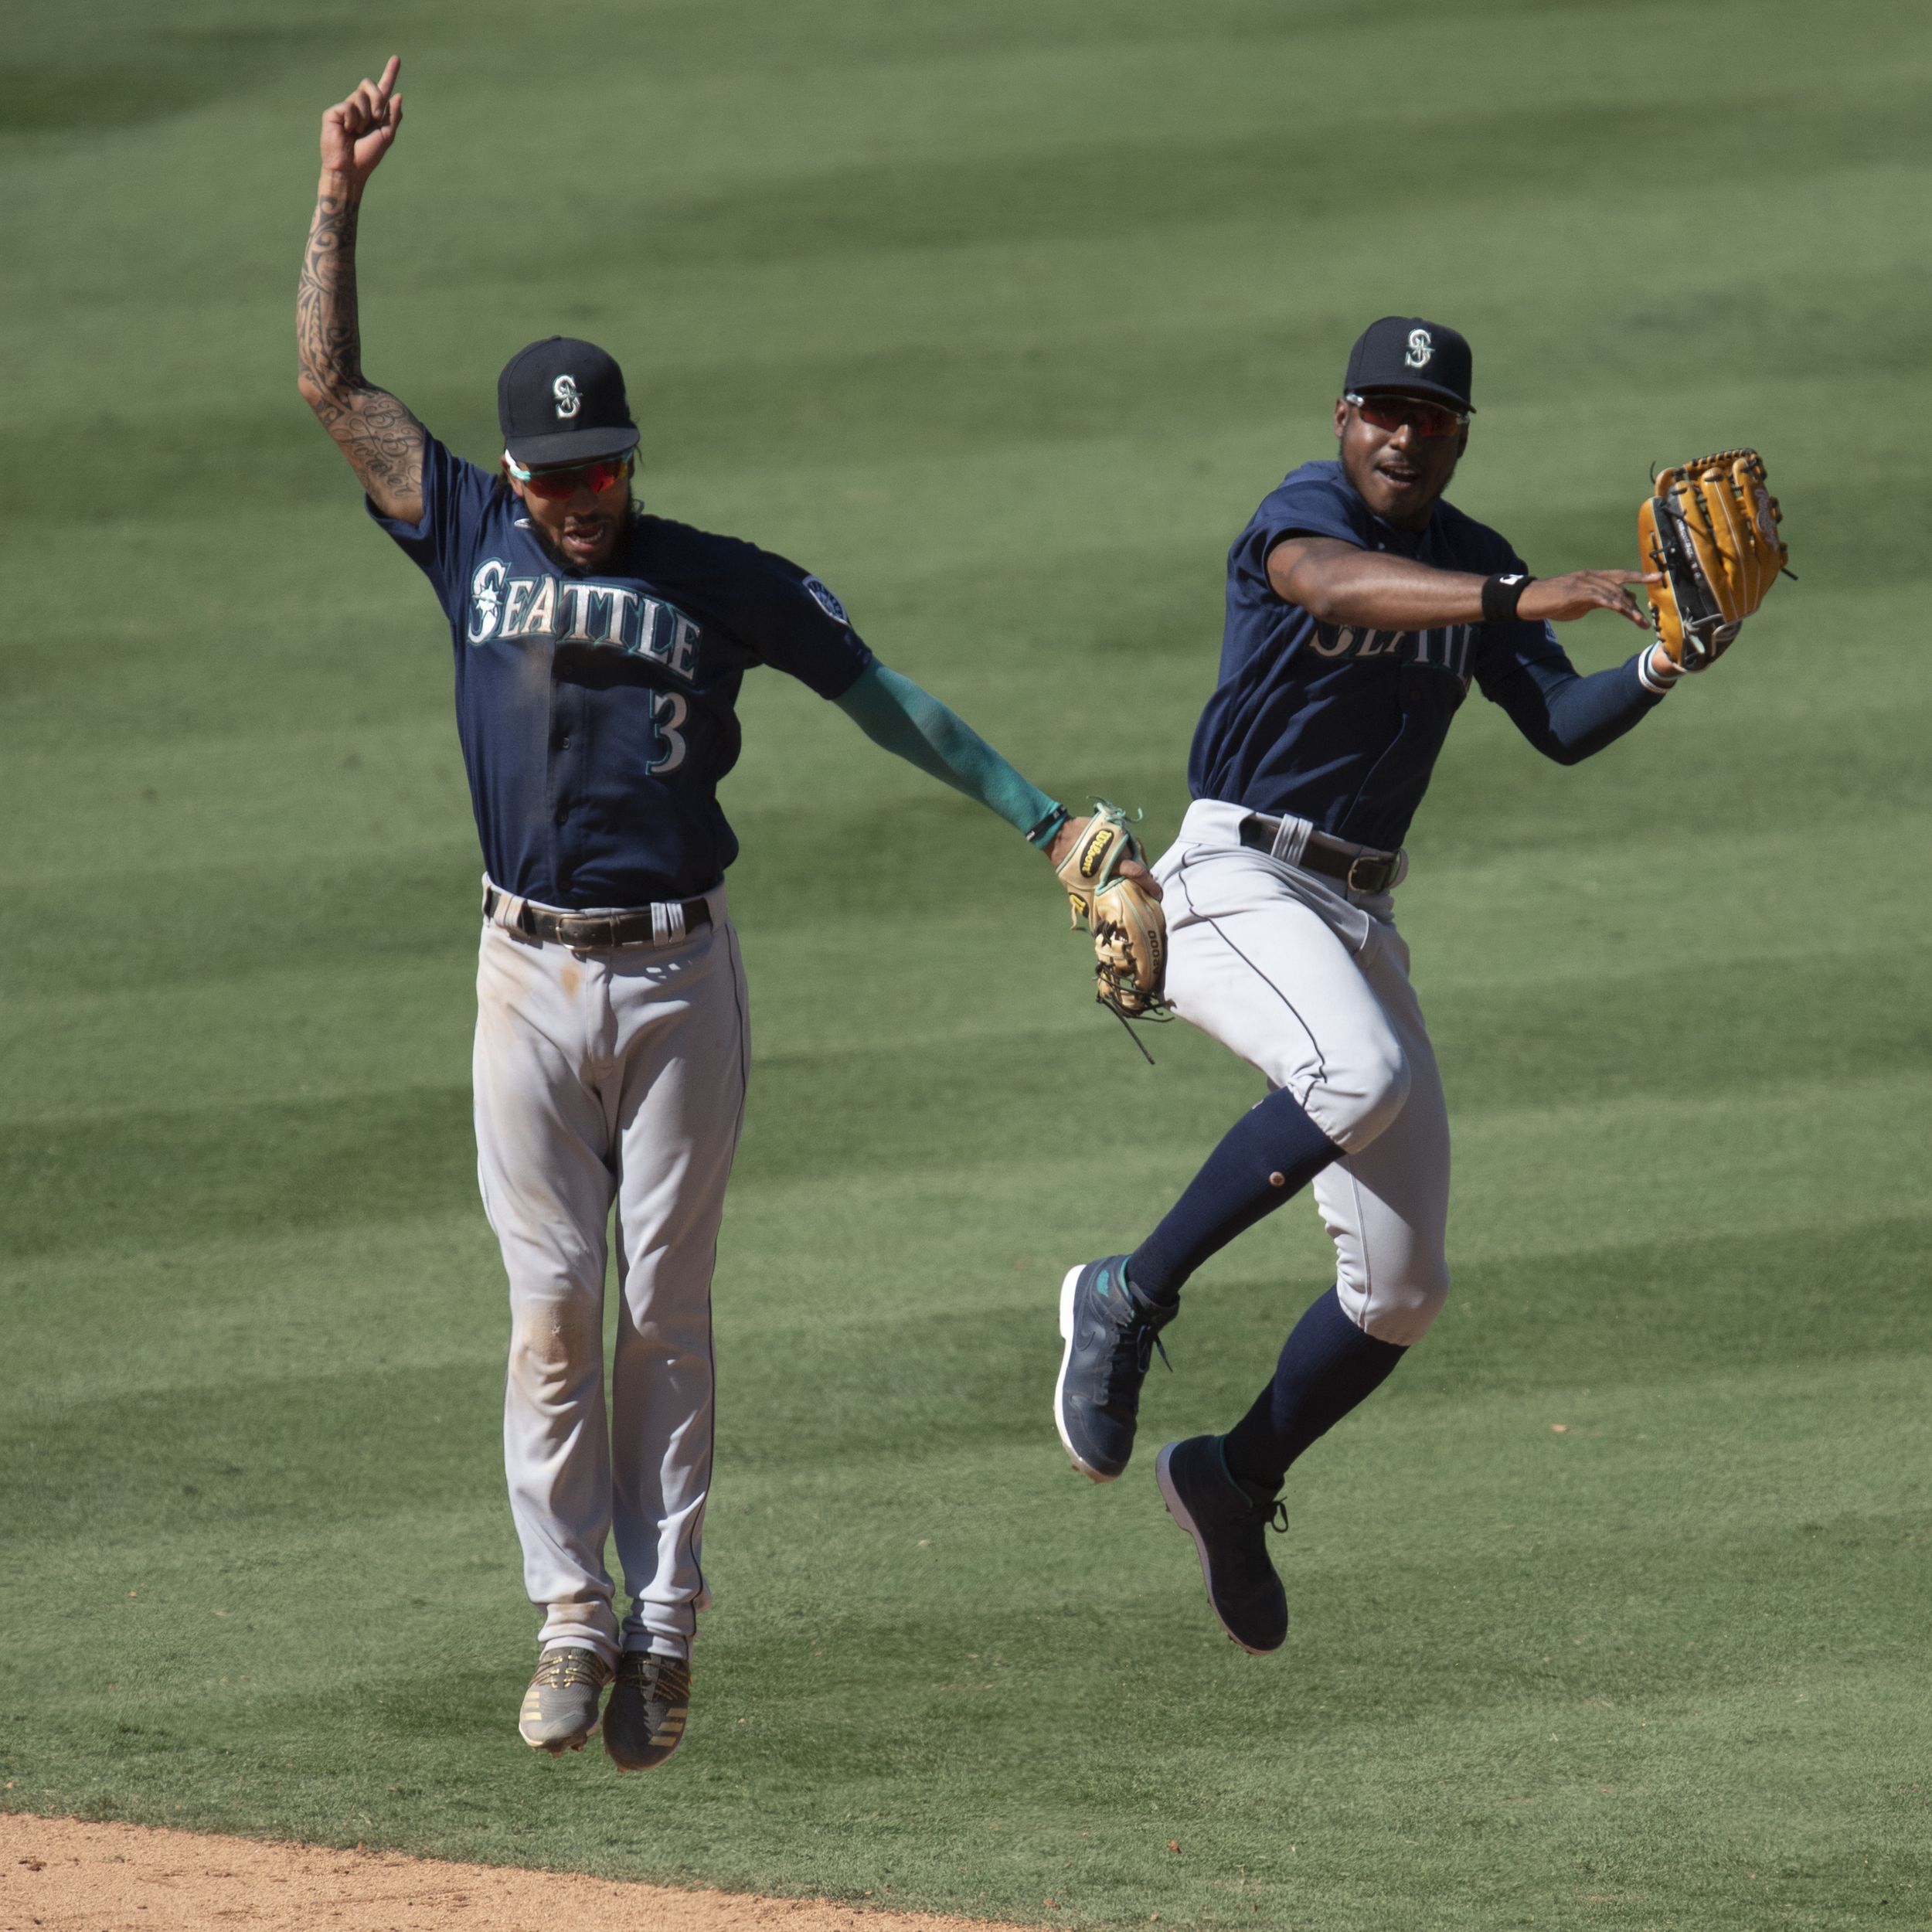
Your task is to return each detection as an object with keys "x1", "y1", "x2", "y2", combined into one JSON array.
[
  {"x1": 0, "y1": 1086, "x2": 474, "y2": 1258},
  {"x1": 1, "y1": 569, "x2": 1921, "y2": 887},
  {"x1": 2, "y1": 1036, "x2": 1920, "y2": 1264},
  {"x1": 1, "y1": 1213, "x2": 502, "y2": 1411},
  {"x1": 3, "y1": 2, "x2": 1901, "y2": 255},
  {"x1": 0, "y1": 710, "x2": 1923, "y2": 996},
  {"x1": 10, "y1": 1188, "x2": 1923, "y2": 1437},
  {"x1": 0, "y1": 968, "x2": 475, "y2": 1128},
  {"x1": 10, "y1": 655, "x2": 1896, "y2": 925},
  {"x1": 11, "y1": 1361, "x2": 1925, "y2": 1689},
  {"x1": 8, "y1": 141, "x2": 1927, "y2": 540},
  {"x1": 705, "y1": 1072, "x2": 1929, "y2": 1308},
  {"x1": 12, "y1": 236, "x2": 1929, "y2": 529},
  {"x1": 10, "y1": 1351, "x2": 1923, "y2": 1640}
]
